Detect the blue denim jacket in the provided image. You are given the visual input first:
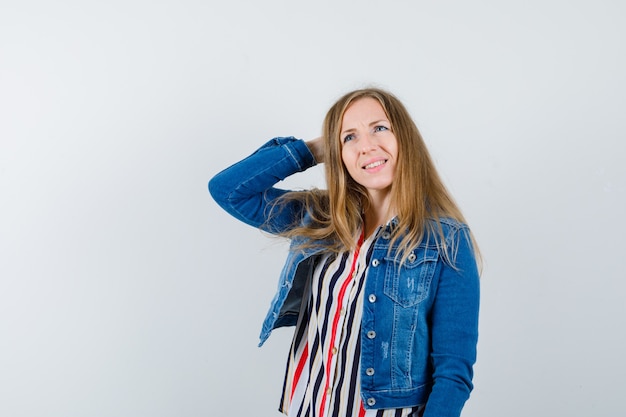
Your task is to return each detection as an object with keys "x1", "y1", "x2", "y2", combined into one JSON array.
[{"x1": 209, "y1": 137, "x2": 480, "y2": 416}]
